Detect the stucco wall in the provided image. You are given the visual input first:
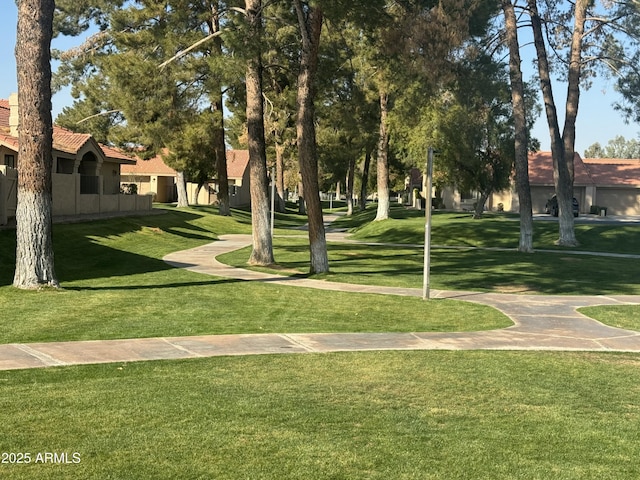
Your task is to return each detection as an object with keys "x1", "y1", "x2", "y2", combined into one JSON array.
[
  {"x1": 102, "y1": 161, "x2": 122, "y2": 195},
  {"x1": 52, "y1": 174, "x2": 77, "y2": 216},
  {"x1": 595, "y1": 187, "x2": 640, "y2": 215},
  {"x1": 0, "y1": 166, "x2": 17, "y2": 224}
]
